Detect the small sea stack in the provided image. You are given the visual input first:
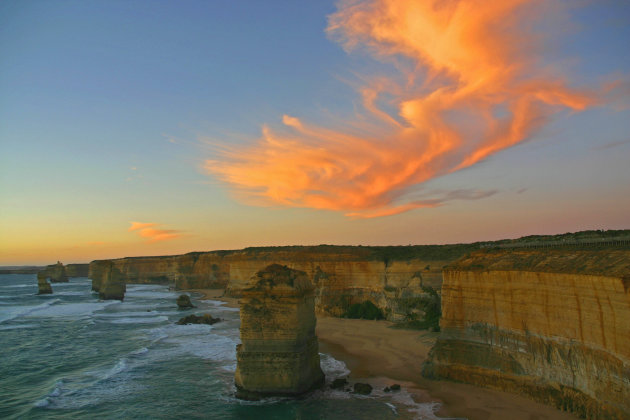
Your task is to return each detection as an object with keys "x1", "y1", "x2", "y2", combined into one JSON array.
[
  {"x1": 37, "y1": 272, "x2": 53, "y2": 294},
  {"x1": 176, "y1": 294, "x2": 194, "y2": 309},
  {"x1": 235, "y1": 264, "x2": 324, "y2": 400}
]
